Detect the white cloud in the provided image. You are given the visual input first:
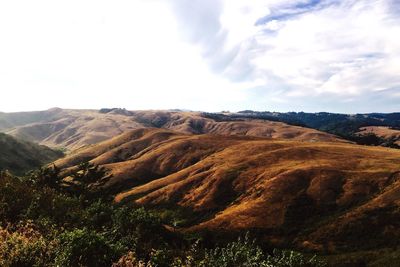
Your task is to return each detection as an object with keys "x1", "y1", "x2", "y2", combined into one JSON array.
[
  {"x1": 168, "y1": 0, "x2": 400, "y2": 112},
  {"x1": 0, "y1": 0, "x2": 399, "y2": 113}
]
